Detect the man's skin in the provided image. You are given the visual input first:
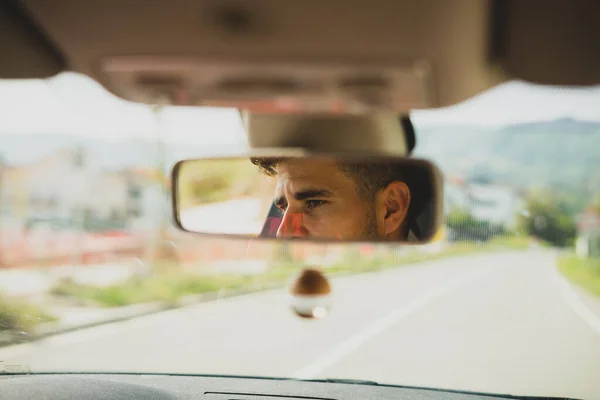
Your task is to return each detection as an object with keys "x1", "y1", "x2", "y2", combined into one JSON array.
[{"x1": 273, "y1": 159, "x2": 411, "y2": 240}]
